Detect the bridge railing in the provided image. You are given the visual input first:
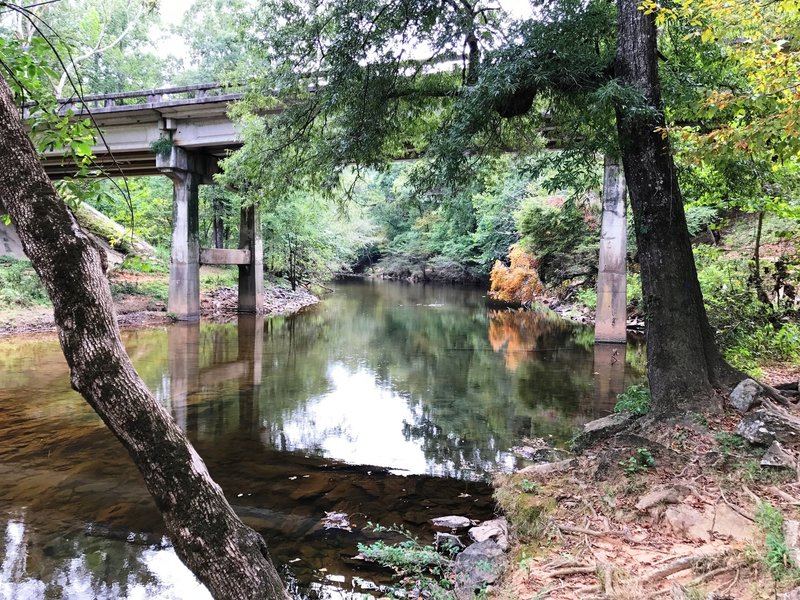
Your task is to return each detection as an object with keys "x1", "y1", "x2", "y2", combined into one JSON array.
[{"x1": 46, "y1": 82, "x2": 245, "y2": 114}]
